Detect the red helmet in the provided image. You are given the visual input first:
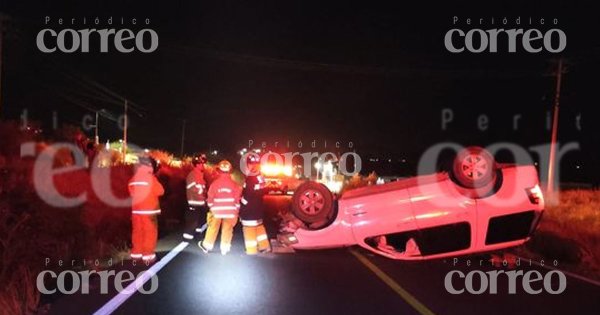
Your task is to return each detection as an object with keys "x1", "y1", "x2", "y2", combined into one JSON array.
[{"x1": 217, "y1": 160, "x2": 232, "y2": 173}]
